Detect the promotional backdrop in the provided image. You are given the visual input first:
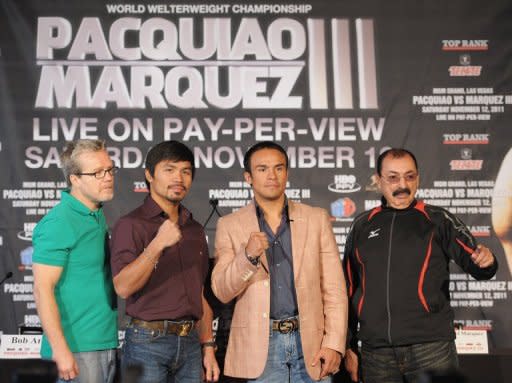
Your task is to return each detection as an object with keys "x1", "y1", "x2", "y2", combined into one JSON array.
[{"x1": 1, "y1": 0, "x2": 511, "y2": 352}]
